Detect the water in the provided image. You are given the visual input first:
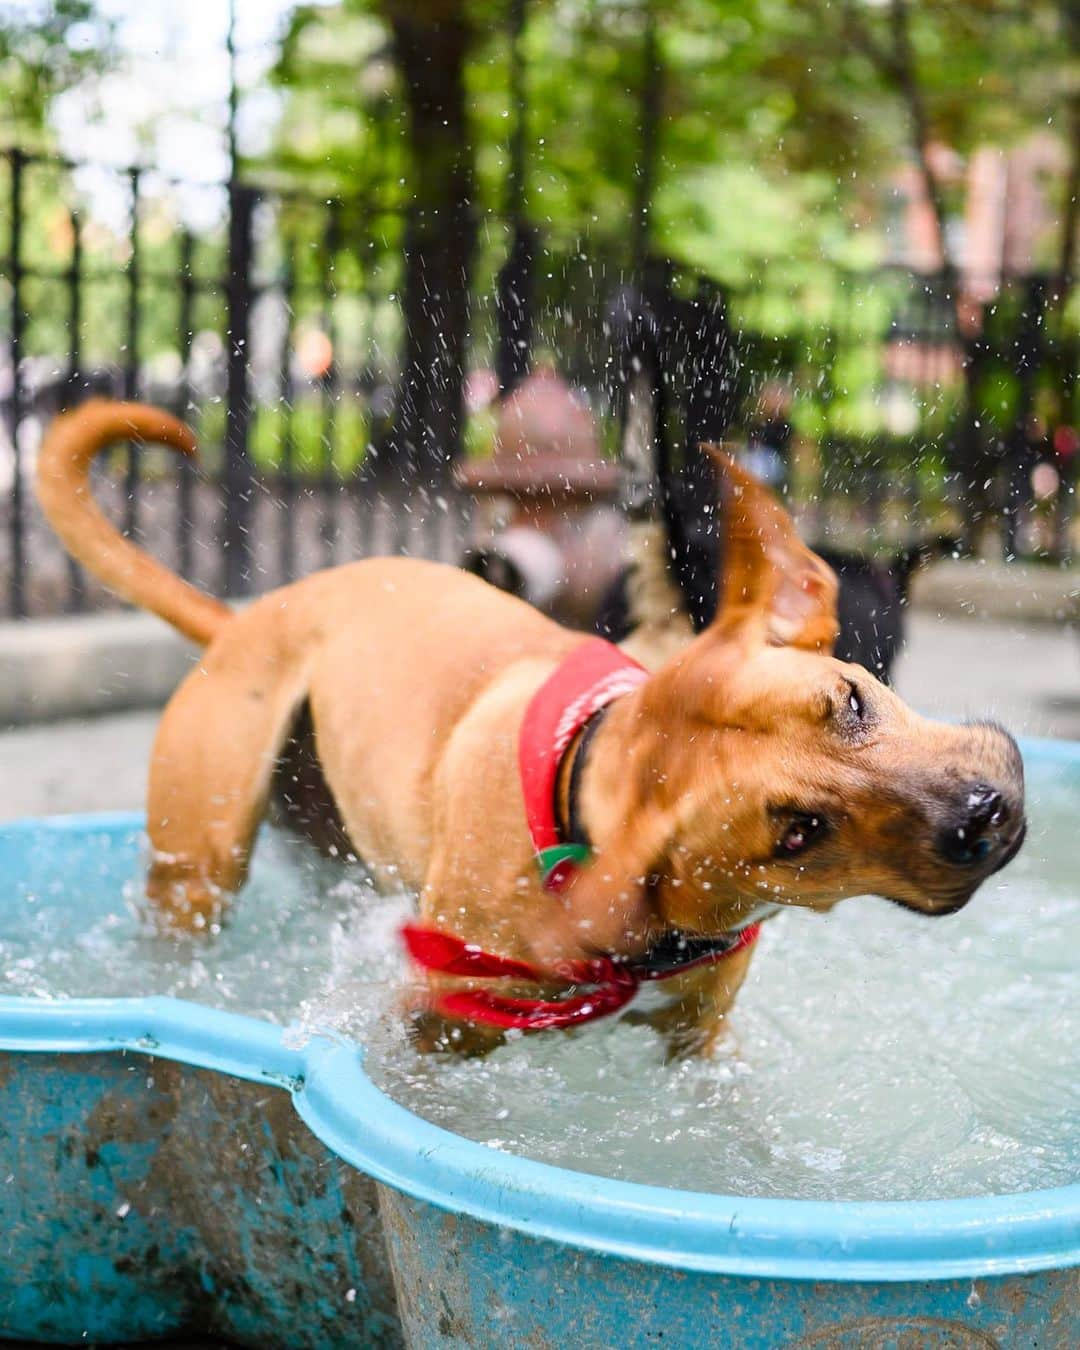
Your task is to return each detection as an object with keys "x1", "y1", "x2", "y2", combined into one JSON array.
[
  {"x1": 2, "y1": 756, "x2": 1077, "y2": 1202},
  {"x1": 0, "y1": 828, "x2": 409, "y2": 1026}
]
